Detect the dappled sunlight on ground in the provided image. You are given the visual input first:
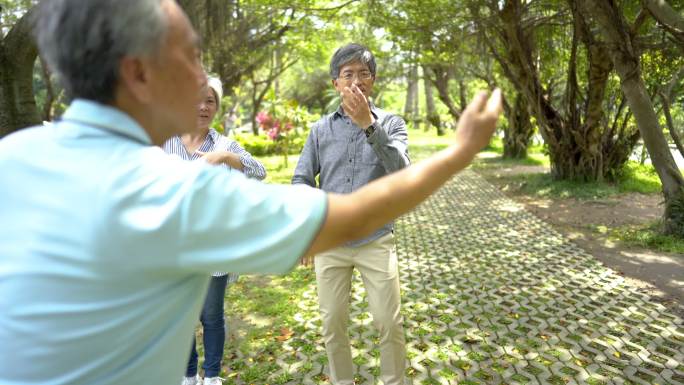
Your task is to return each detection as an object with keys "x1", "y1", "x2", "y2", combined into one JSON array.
[{"x1": 220, "y1": 171, "x2": 683, "y2": 384}]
